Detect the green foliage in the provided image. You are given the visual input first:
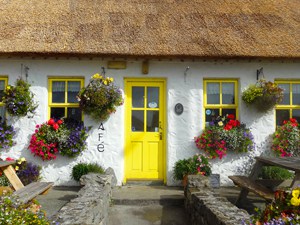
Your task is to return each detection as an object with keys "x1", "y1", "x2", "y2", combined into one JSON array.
[
  {"x1": 72, "y1": 162, "x2": 105, "y2": 181},
  {"x1": 173, "y1": 154, "x2": 212, "y2": 180},
  {"x1": 242, "y1": 79, "x2": 284, "y2": 112},
  {"x1": 77, "y1": 73, "x2": 123, "y2": 121},
  {"x1": 0, "y1": 193, "x2": 50, "y2": 225},
  {"x1": 2, "y1": 78, "x2": 38, "y2": 117},
  {"x1": 242, "y1": 84, "x2": 263, "y2": 104},
  {"x1": 259, "y1": 166, "x2": 294, "y2": 180}
]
